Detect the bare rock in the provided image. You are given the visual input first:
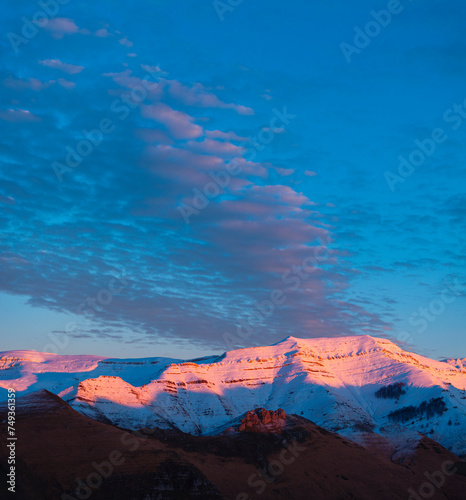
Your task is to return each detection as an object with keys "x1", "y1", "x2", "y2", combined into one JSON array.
[{"x1": 238, "y1": 408, "x2": 286, "y2": 432}]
